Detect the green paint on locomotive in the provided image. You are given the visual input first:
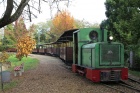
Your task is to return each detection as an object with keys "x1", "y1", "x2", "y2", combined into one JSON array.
[
  {"x1": 82, "y1": 42, "x2": 124, "y2": 68},
  {"x1": 73, "y1": 28, "x2": 125, "y2": 69}
]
